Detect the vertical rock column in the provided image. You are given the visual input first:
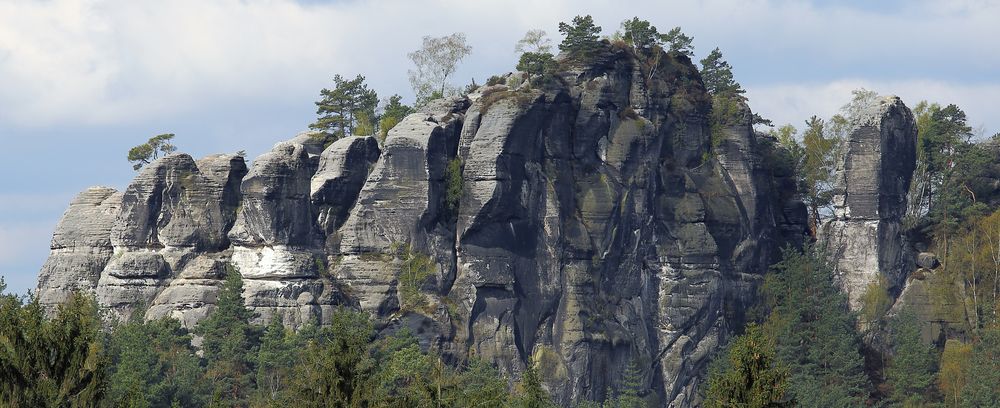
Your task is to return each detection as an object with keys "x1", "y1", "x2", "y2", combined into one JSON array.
[{"x1": 820, "y1": 95, "x2": 917, "y2": 310}]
